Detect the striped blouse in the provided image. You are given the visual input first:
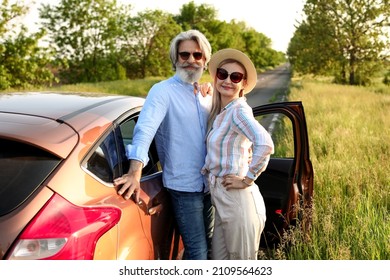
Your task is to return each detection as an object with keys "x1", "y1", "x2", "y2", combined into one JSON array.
[{"x1": 202, "y1": 97, "x2": 274, "y2": 180}]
